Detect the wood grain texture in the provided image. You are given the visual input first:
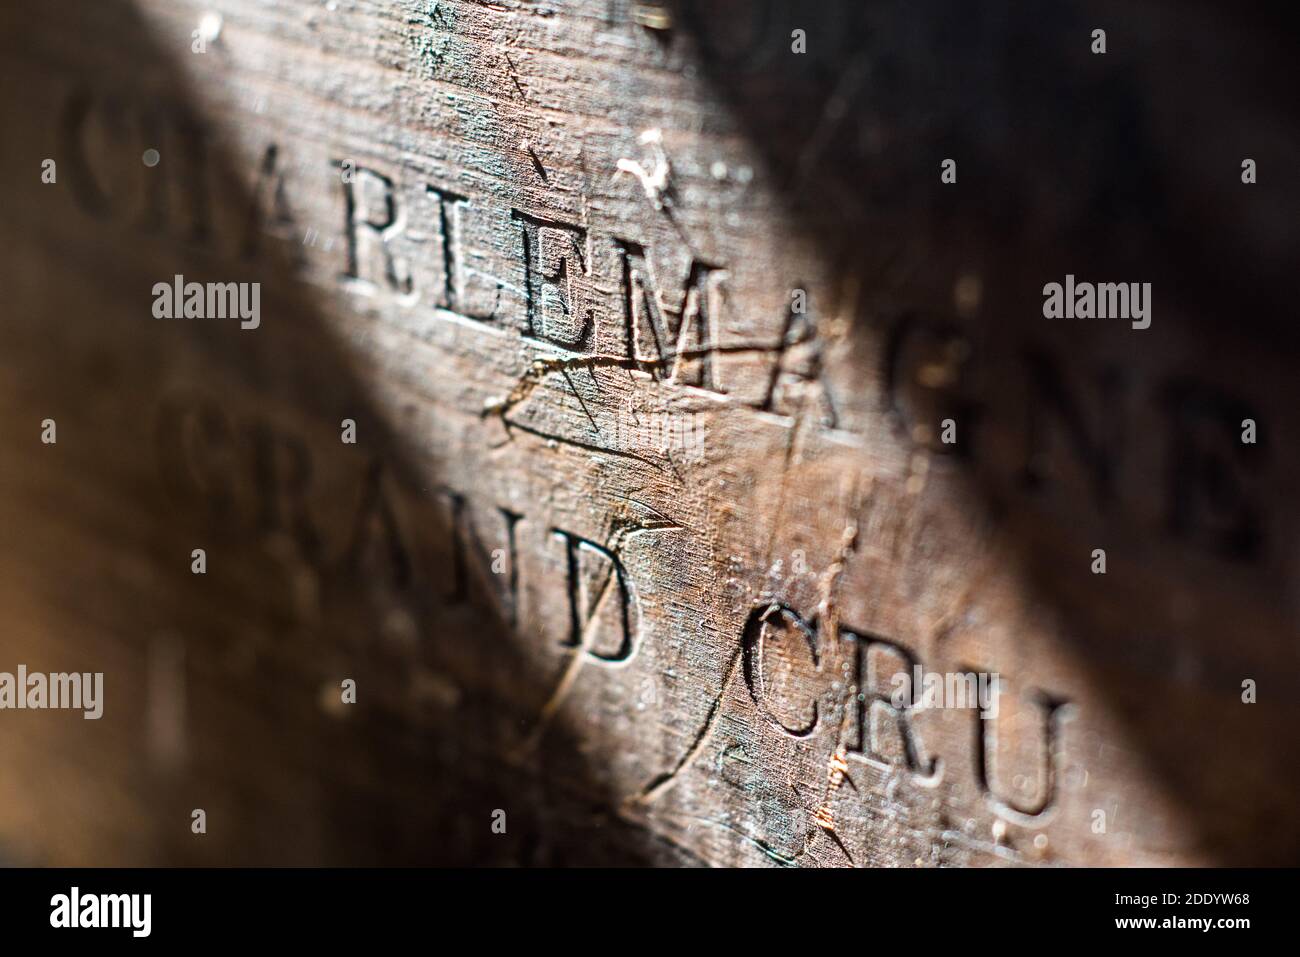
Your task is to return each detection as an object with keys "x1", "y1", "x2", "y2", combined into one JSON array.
[{"x1": 0, "y1": 0, "x2": 1296, "y2": 866}]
